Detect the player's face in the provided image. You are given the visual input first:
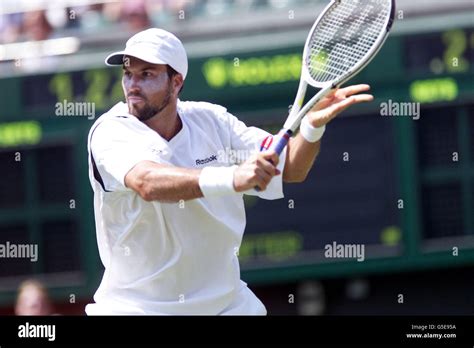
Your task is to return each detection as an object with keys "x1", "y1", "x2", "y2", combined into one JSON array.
[{"x1": 122, "y1": 56, "x2": 174, "y2": 121}]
